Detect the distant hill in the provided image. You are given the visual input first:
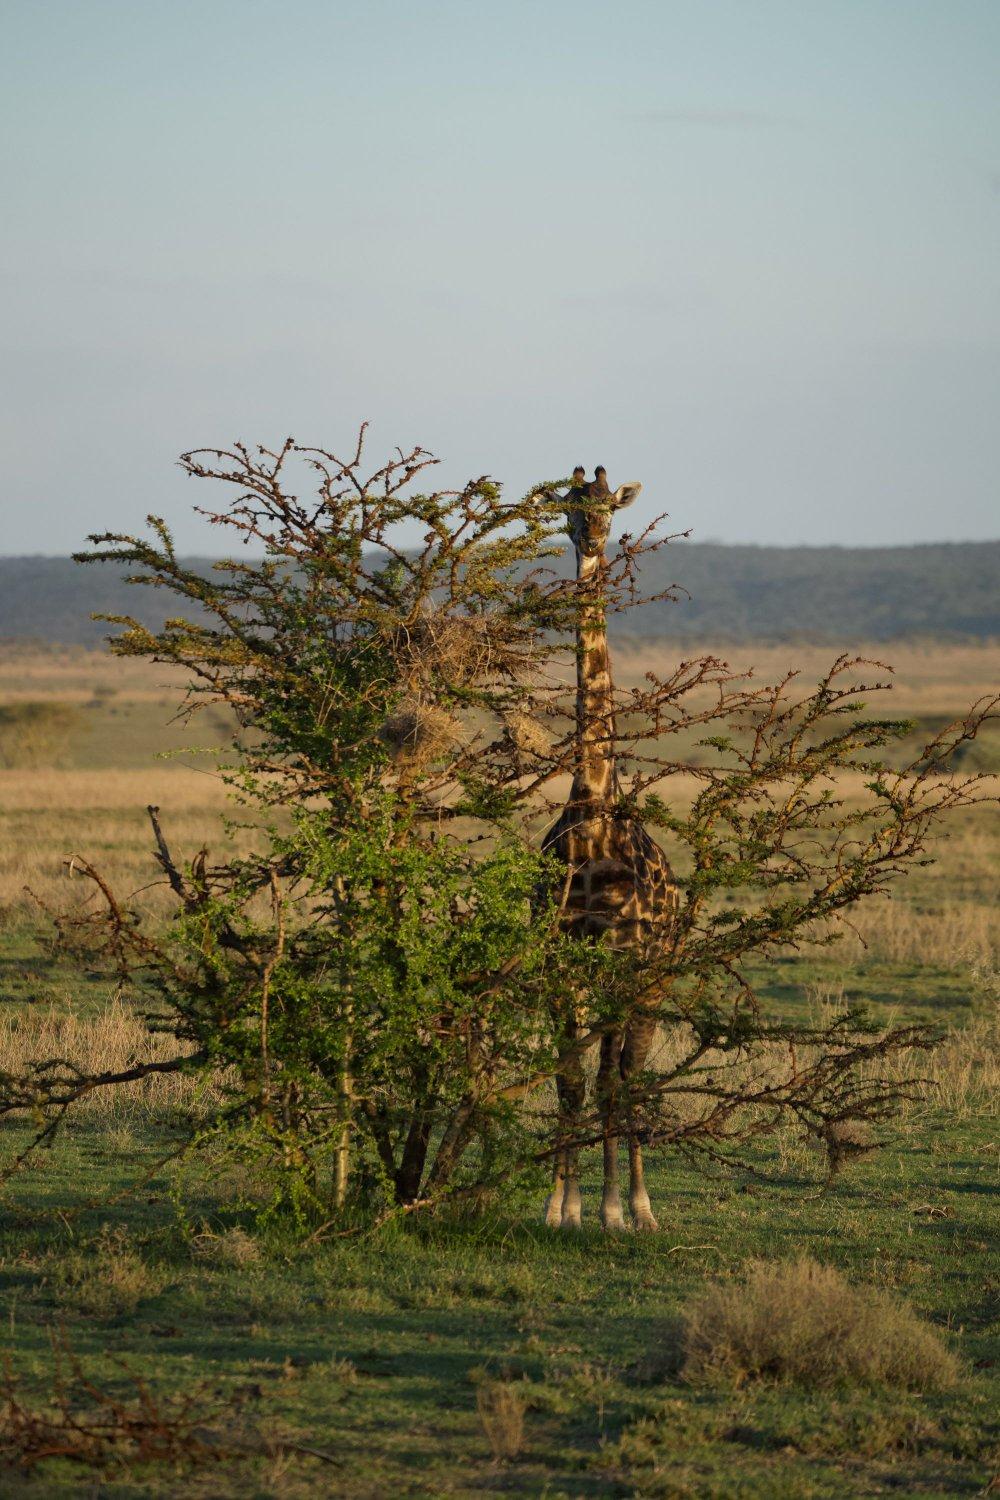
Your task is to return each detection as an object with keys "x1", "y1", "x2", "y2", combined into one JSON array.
[
  {"x1": 631, "y1": 540, "x2": 1000, "y2": 642},
  {"x1": 1, "y1": 543, "x2": 998, "y2": 646}
]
